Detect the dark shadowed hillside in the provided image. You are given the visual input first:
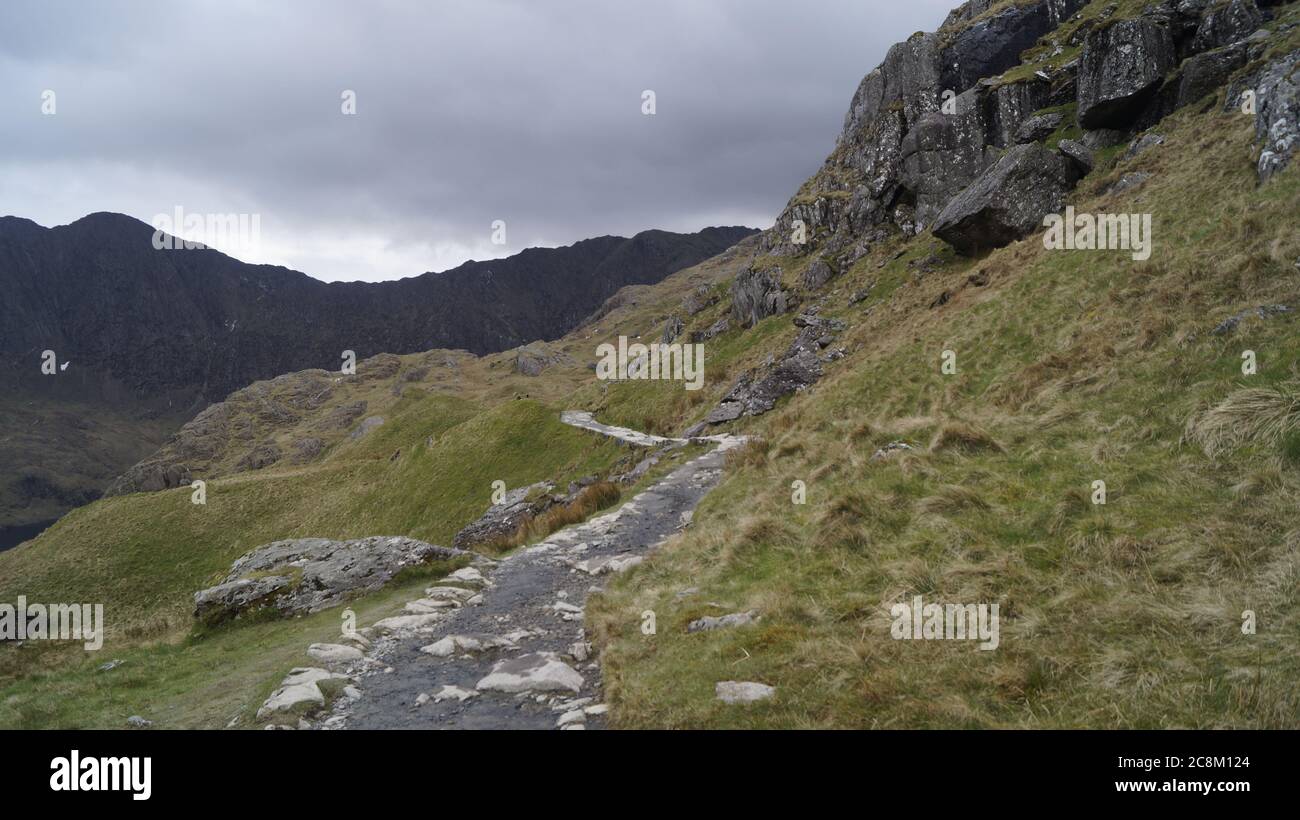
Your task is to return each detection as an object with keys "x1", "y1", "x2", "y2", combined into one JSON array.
[{"x1": 0, "y1": 214, "x2": 754, "y2": 535}]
